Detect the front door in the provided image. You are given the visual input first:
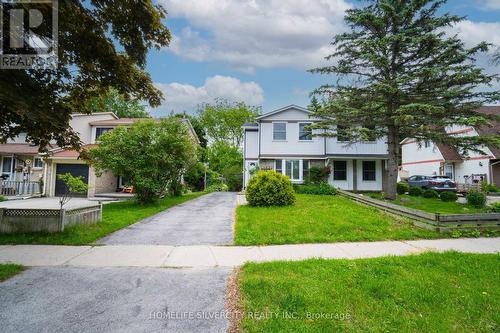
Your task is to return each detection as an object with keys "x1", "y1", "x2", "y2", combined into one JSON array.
[{"x1": 444, "y1": 163, "x2": 454, "y2": 180}]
